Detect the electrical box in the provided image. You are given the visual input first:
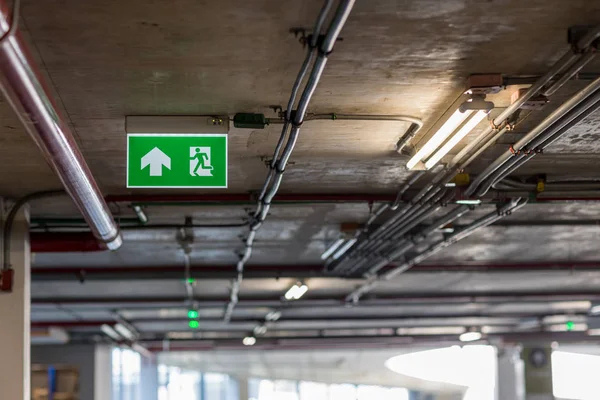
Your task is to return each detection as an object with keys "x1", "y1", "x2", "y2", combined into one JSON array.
[
  {"x1": 511, "y1": 88, "x2": 549, "y2": 110},
  {"x1": 233, "y1": 113, "x2": 269, "y2": 129}
]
